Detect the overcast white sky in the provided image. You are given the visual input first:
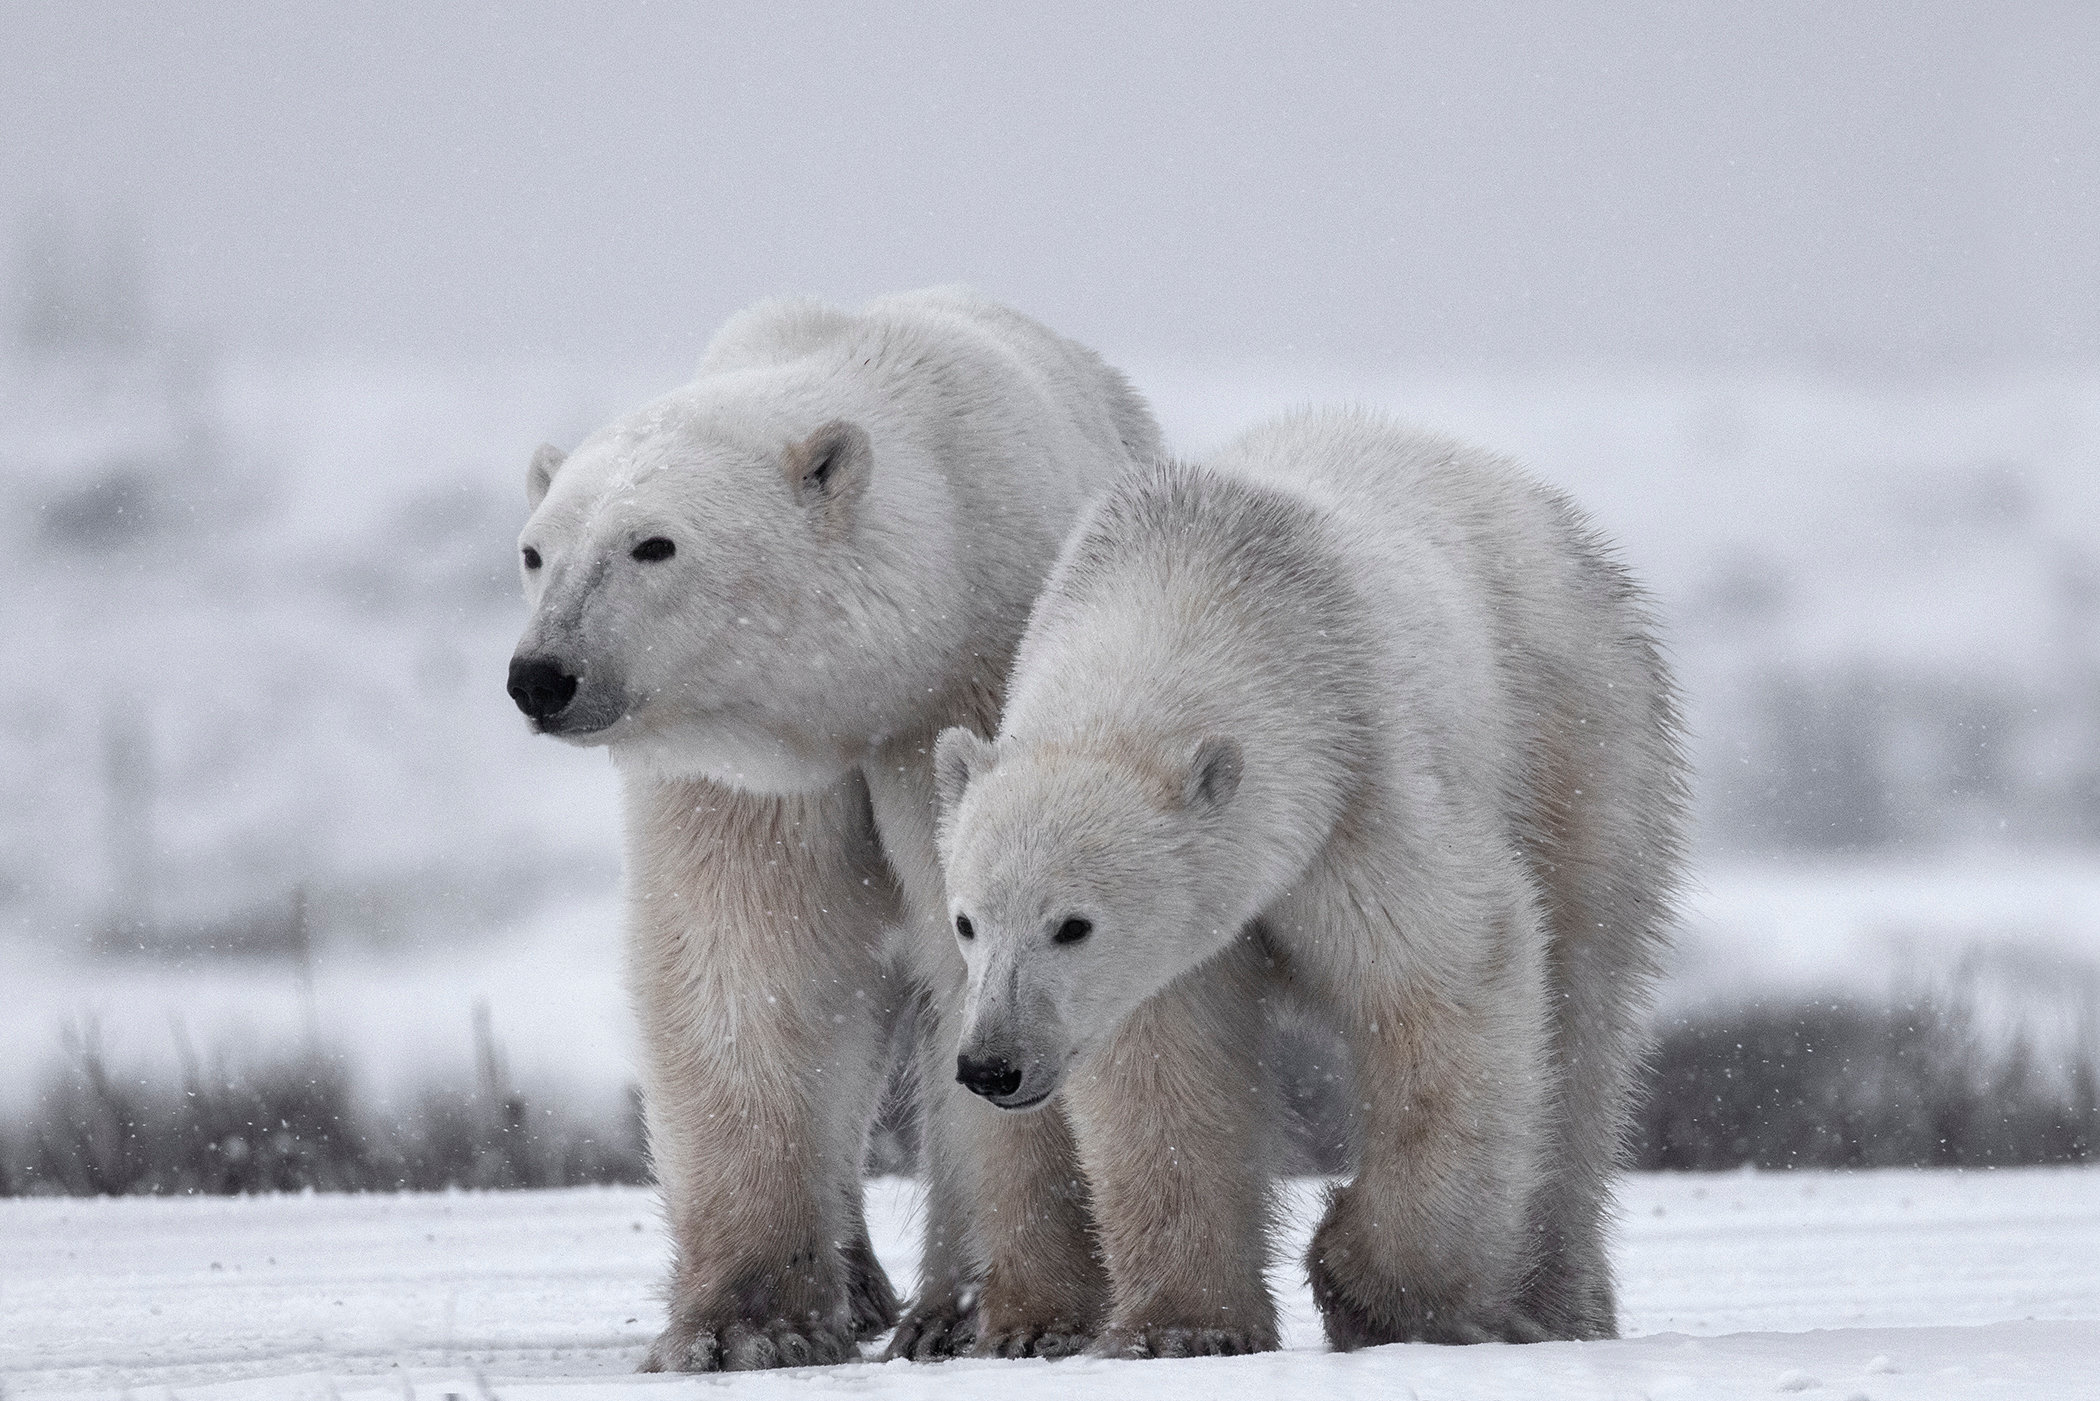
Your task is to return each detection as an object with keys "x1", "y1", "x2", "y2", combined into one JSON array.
[{"x1": 5, "y1": 1, "x2": 2095, "y2": 372}]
